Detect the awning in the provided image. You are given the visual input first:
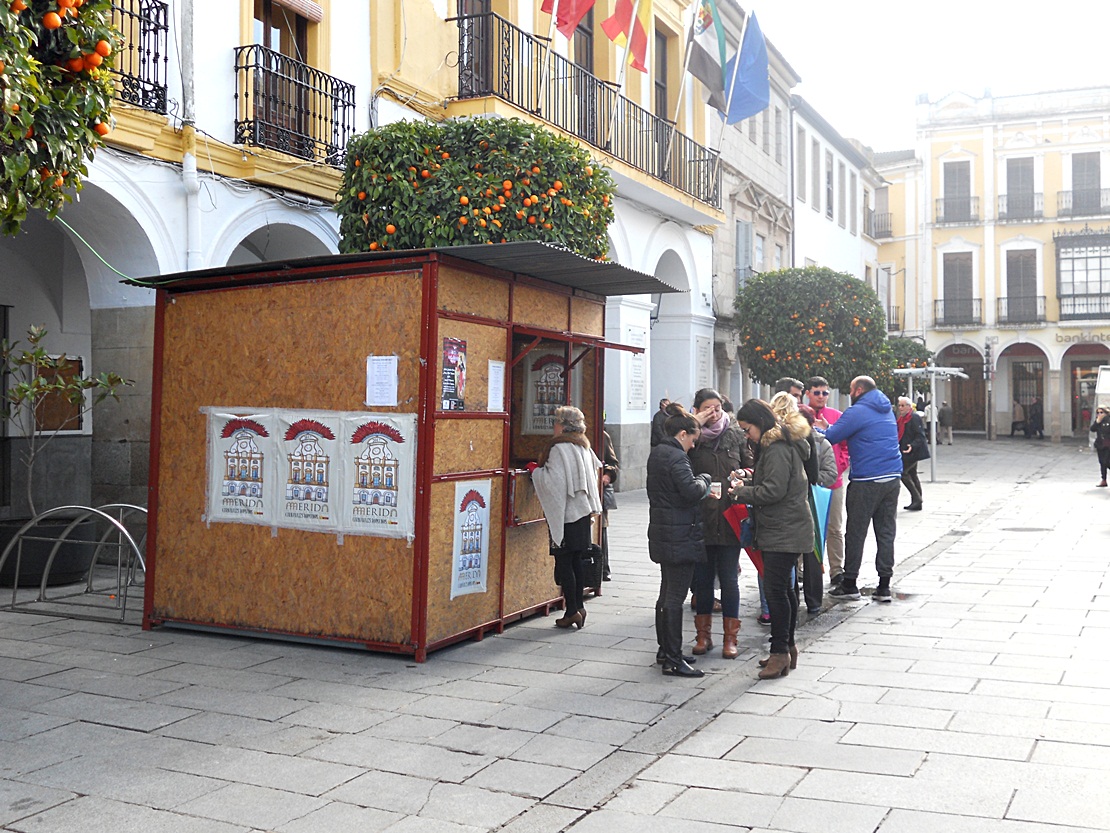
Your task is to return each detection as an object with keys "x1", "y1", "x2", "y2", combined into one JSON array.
[{"x1": 125, "y1": 242, "x2": 684, "y2": 298}]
